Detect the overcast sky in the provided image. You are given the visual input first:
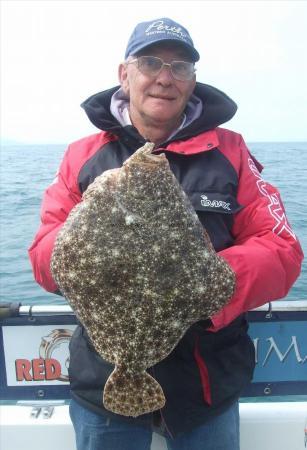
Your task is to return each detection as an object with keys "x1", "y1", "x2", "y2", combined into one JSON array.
[{"x1": 1, "y1": 0, "x2": 307, "y2": 144}]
